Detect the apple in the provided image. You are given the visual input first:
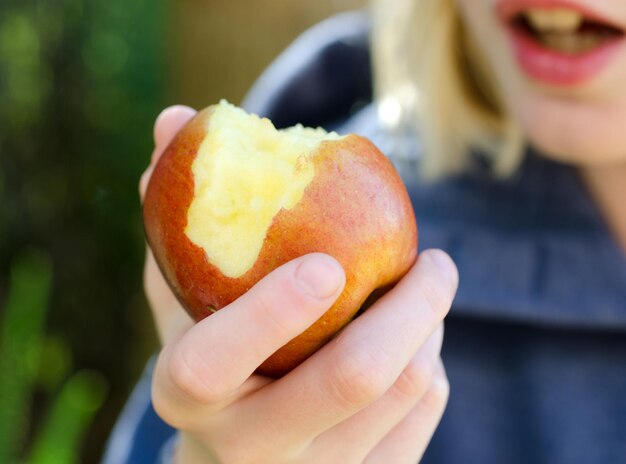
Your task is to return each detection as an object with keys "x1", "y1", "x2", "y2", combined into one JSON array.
[{"x1": 143, "y1": 101, "x2": 418, "y2": 377}]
